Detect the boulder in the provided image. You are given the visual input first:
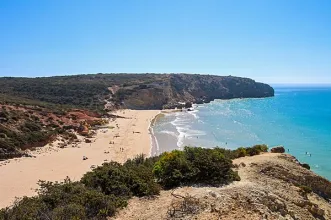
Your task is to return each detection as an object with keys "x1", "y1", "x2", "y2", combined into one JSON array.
[
  {"x1": 271, "y1": 146, "x2": 285, "y2": 153},
  {"x1": 85, "y1": 138, "x2": 92, "y2": 143},
  {"x1": 309, "y1": 205, "x2": 325, "y2": 218},
  {"x1": 300, "y1": 163, "x2": 311, "y2": 170}
]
